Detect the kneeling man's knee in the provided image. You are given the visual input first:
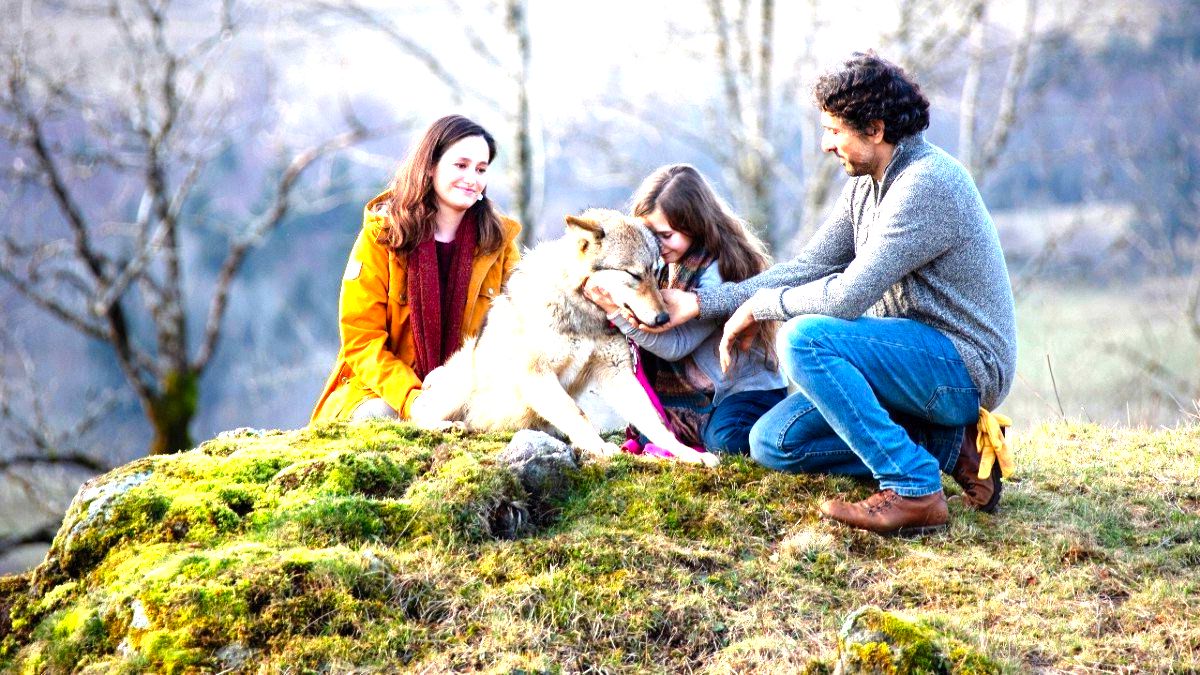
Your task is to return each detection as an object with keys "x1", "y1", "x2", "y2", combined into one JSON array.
[
  {"x1": 777, "y1": 314, "x2": 840, "y2": 379},
  {"x1": 748, "y1": 418, "x2": 784, "y2": 470}
]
